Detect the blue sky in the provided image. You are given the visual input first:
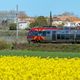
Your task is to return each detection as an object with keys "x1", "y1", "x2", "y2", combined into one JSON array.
[{"x1": 0, "y1": 0, "x2": 80, "y2": 17}]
